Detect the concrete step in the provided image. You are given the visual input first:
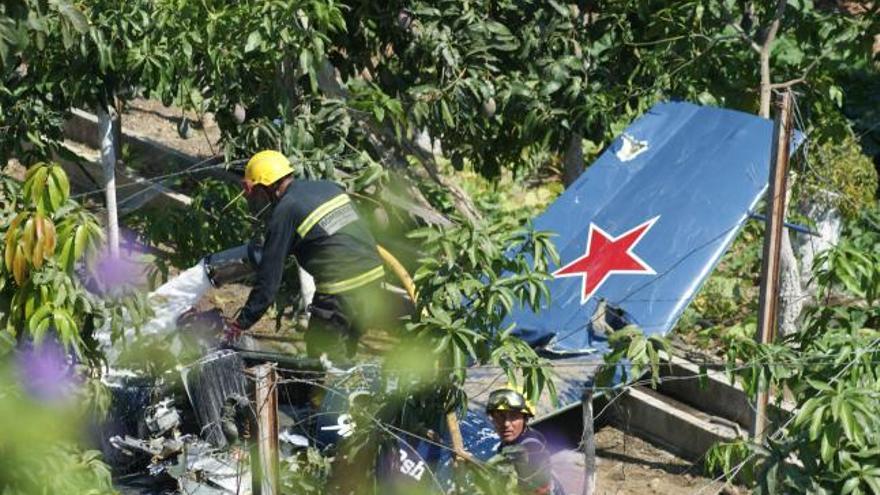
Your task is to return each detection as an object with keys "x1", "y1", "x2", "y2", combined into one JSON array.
[
  {"x1": 607, "y1": 386, "x2": 744, "y2": 462},
  {"x1": 56, "y1": 139, "x2": 192, "y2": 216},
  {"x1": 534, "y1": 353, "x2": 789, "y2": 465},
  {"x1": 63, "y1": 108, "x2": 239, "y2": 184},
  {"x1": 657, "y1": 353, "x2": 794, "y2": 430}
]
